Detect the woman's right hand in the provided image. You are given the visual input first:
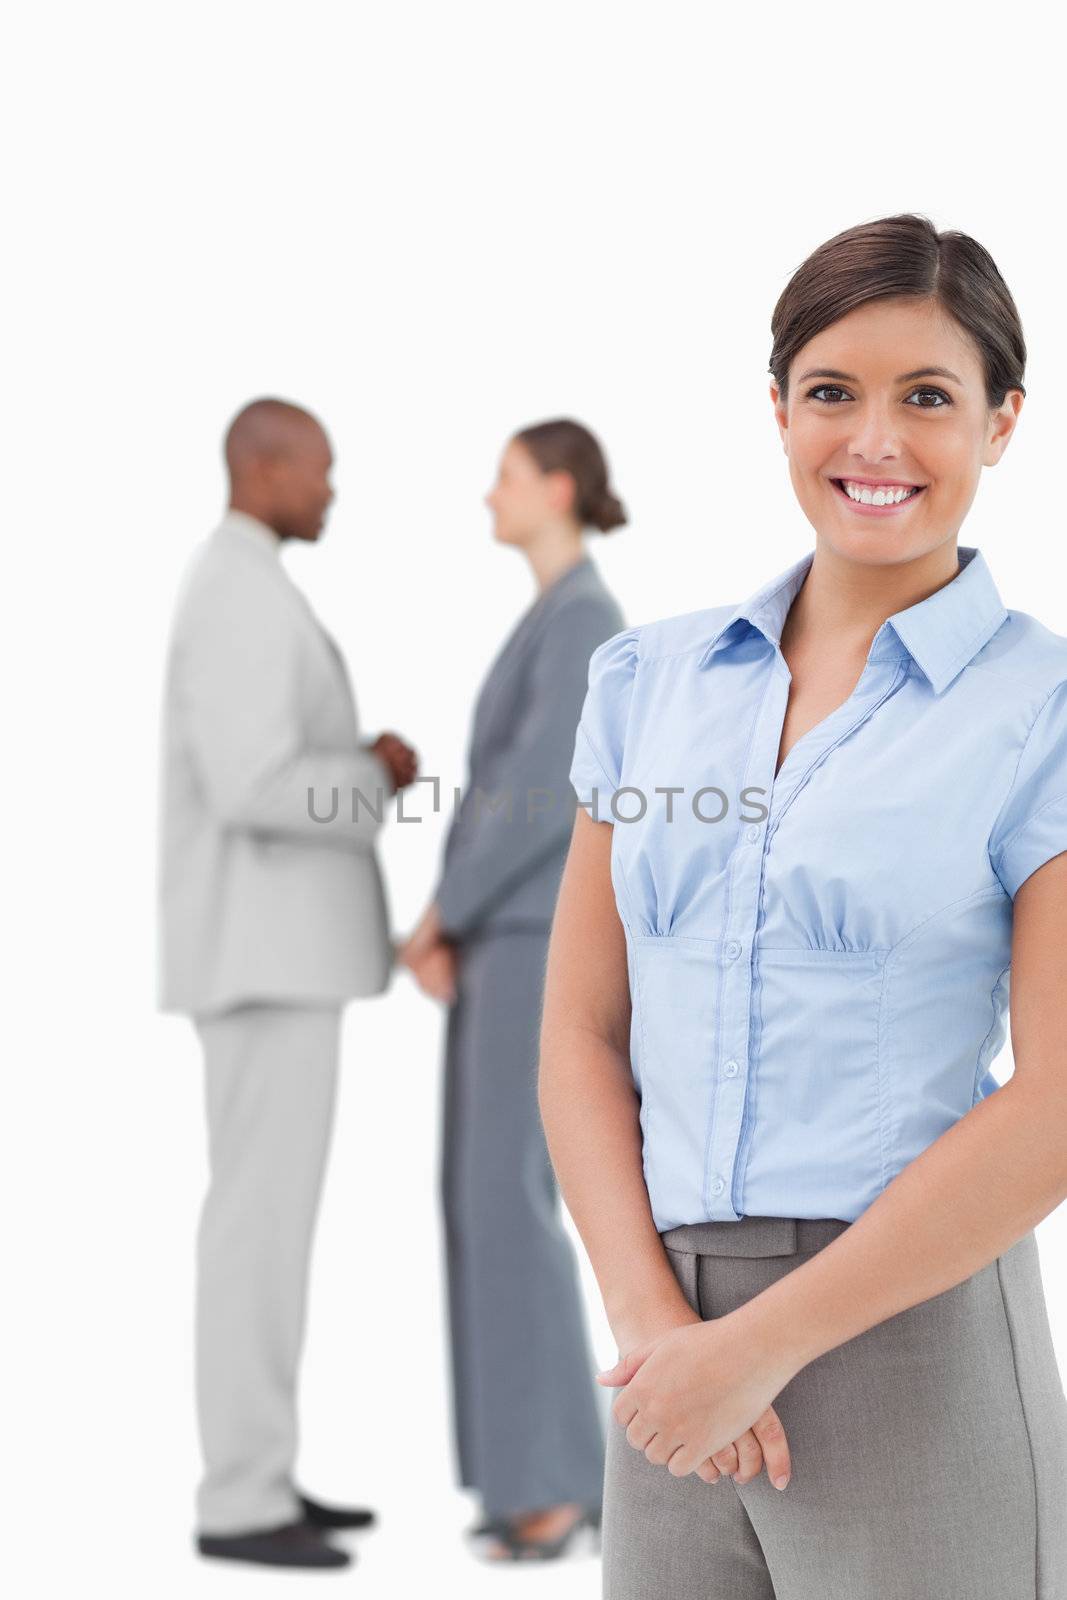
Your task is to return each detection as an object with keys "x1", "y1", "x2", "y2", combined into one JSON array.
[
  {"x1": 692, "y1": 1406, "x2": 790, "y2": 1488},
  {"x1": 609, "y1": 1306, "x2": 792, "y2": 1491}
]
